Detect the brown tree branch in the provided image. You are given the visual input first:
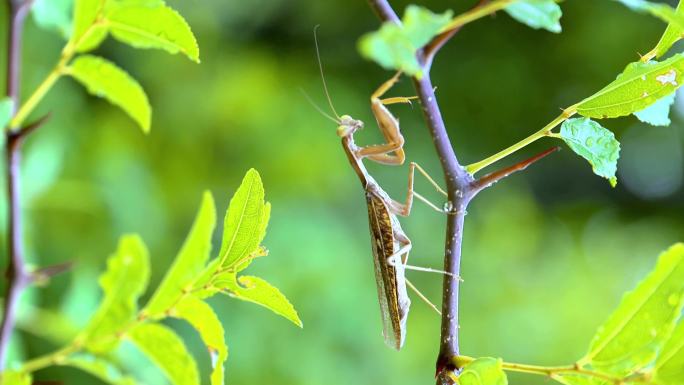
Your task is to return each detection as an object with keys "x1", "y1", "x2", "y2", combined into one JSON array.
[
  {"x1": 367, "y1": 1, "x2": 474, "y2": 383},
  {"x1": 366, "y1": 1, "x2": 559, "y2": 383}
]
